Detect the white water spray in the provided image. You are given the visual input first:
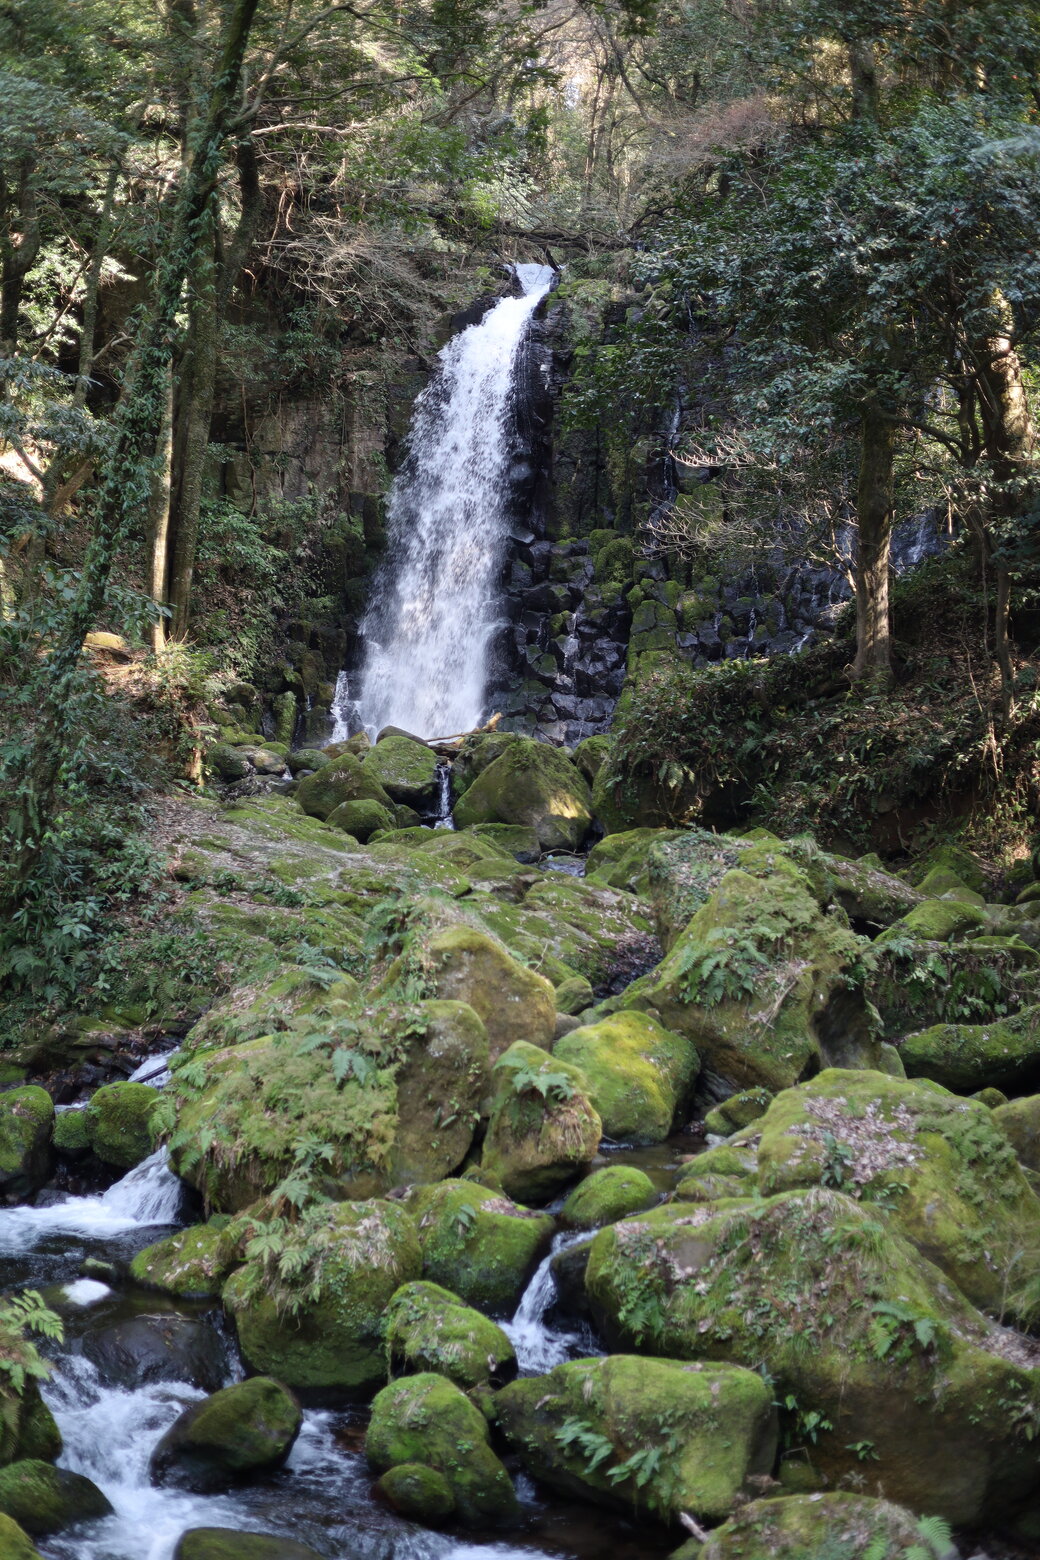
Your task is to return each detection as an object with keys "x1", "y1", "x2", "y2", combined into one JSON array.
[
  {"x1": 0, "y1": 1148, "x2": 182, "y2": 1253},
  {"x1": 354, "y1": 264, "x2": 554, "y2": 740}
]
